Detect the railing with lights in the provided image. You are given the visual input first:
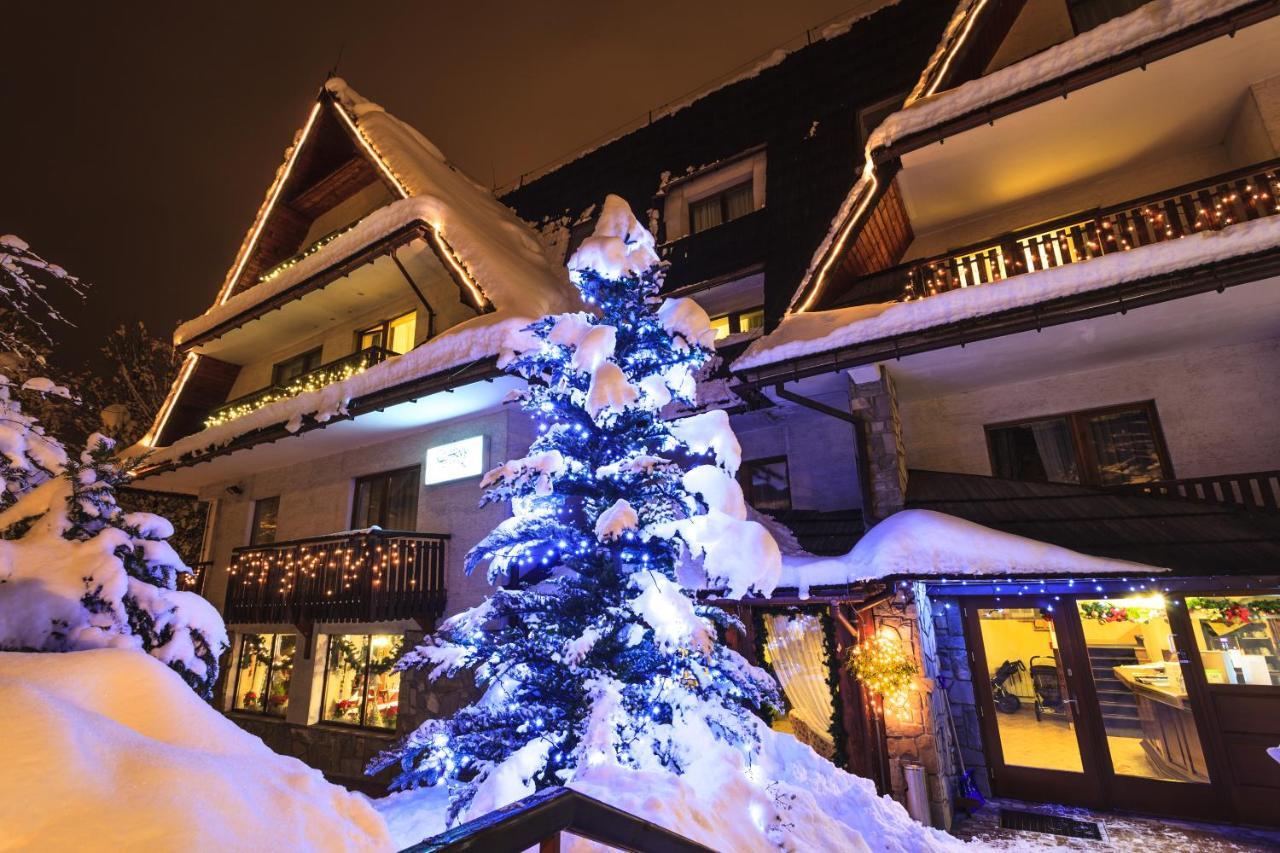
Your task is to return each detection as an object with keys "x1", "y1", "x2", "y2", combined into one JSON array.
[
  {"x1": 204, "y1": 346, "x2": 396, "y2": 430},
  {"x1": 848, "y1": 159, "x2": 1280, "y2": 305},
  {"x1": 179, "y1": 560, "x2": 213, "y2": 596},
  {"x1": 224, "y1": 529, "x2": 448, "y2": 625}
]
